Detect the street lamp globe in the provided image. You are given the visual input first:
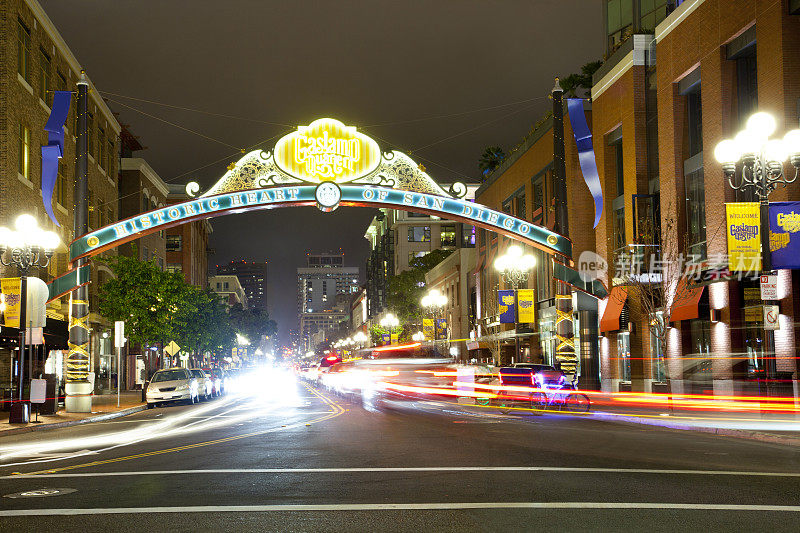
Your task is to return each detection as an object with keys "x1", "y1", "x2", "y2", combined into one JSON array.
[
  {"x1": 784, "y1": 129, "x2": 800, "y2": 161},
  {"x1": 412, "y1": 331, "x2": 424, "y2": 342},
  {"x1": 746, "y1": 111, "x2": 776, "y2": 139}
]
